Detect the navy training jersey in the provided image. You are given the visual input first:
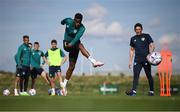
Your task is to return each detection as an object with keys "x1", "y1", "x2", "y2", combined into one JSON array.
[{"x1": 130, "y1": 33, "x2": 153, "y2": 61}]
